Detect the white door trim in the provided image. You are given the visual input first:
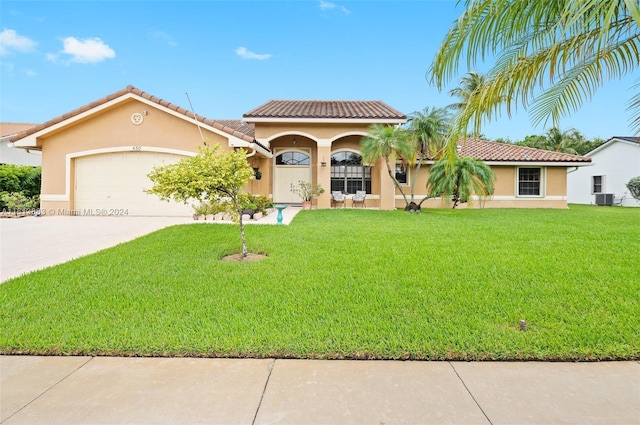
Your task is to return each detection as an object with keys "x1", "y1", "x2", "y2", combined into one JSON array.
[{"x1": 273, "y1": 148, "x2": 312, "y2": 203}]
